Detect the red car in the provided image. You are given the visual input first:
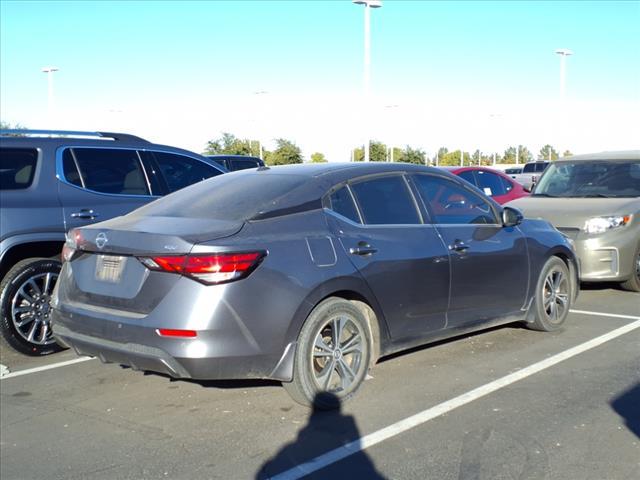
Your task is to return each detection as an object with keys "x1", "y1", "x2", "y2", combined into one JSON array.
[{"x1": 442, "y1": 166, "x2": 530, "y2": 204}]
